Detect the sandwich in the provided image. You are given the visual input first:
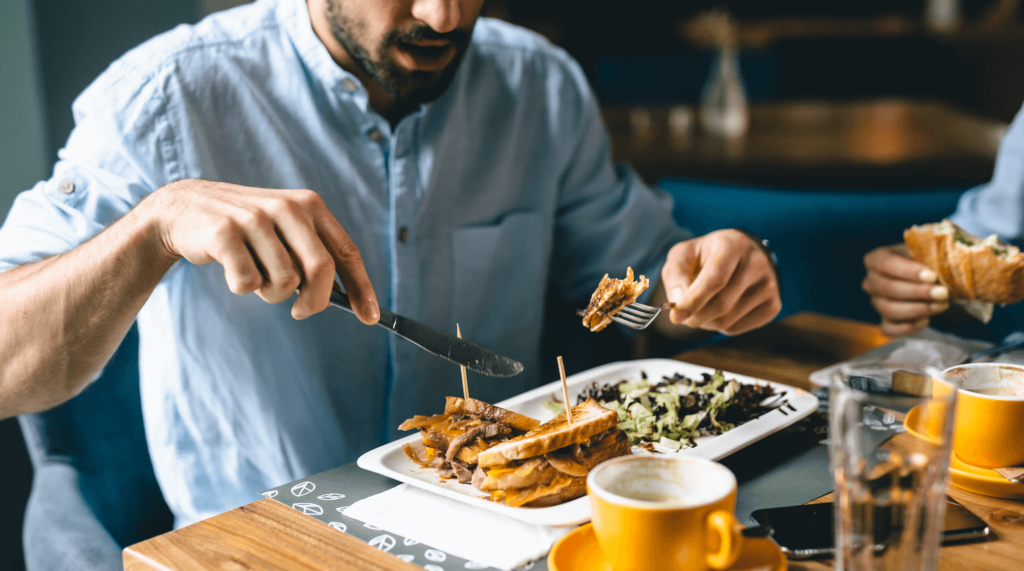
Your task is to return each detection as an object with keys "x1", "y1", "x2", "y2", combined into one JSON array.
[
  {"x1": 904, "y1": 219, "x2": 1024, "y2": 305},
  {"x1": 580, "y1": 267, "x2": 650, "y2": 332},
  {"x1": 472, "y1": 398, "x2": 632, "y2": 507},
  {"x1": 399, "y1": 397, "x2": 540, "y2": 484}
]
